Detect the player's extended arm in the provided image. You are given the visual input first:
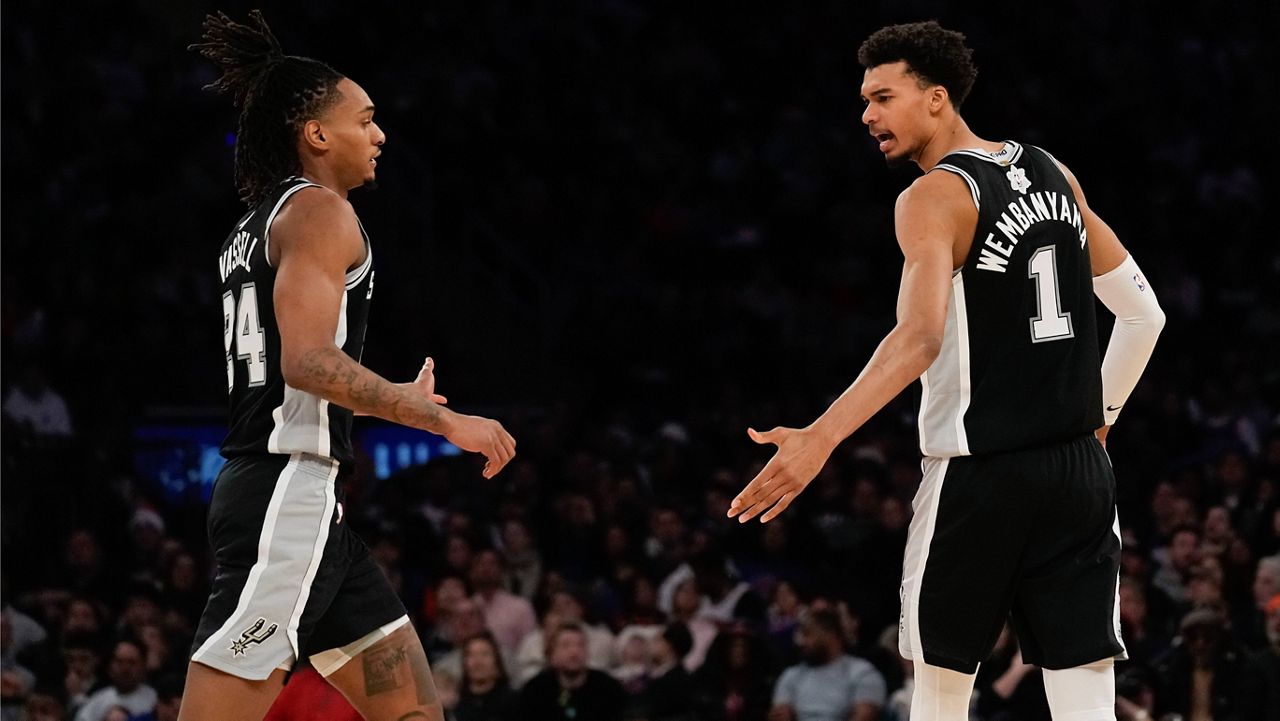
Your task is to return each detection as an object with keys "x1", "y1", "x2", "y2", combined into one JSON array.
[
  {"x1": 1060, "y1": 163, "x2": 1165, "y2": 443},
  {"x1": 272, "y1": 189, "x2": 515, "y2": 477},
  {"x1": 728, "y1": 172, "x2": 960, "y2": 523}
]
